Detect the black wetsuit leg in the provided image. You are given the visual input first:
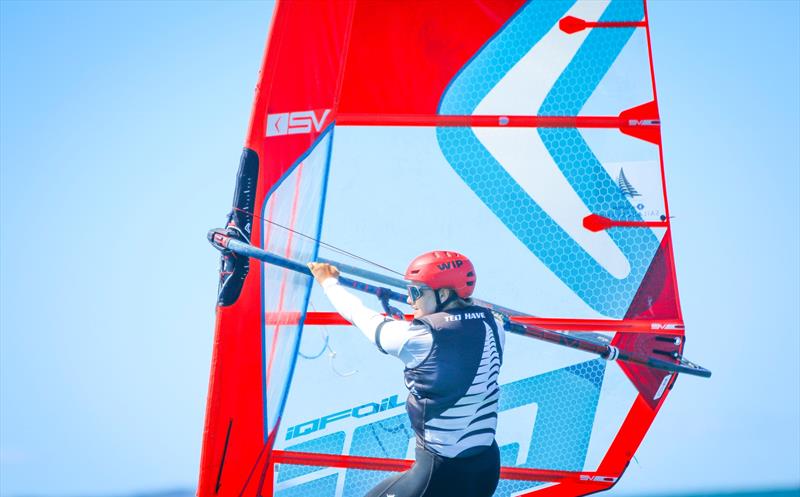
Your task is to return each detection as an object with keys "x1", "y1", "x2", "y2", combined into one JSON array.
[{"x1": 363, "y1": 442, "x2": 500, "y2": 497}]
